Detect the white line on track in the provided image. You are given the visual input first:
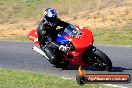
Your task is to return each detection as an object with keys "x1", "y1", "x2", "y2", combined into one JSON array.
[
  {"x1": 61, "y1": 77, "x2": 72, "y2": 80},
  {"x1": 104, "y1": 84, "x2": 128, "y2": 88}
]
